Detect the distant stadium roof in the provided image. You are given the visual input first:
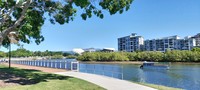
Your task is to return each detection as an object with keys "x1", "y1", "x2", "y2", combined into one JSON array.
[
  {"x1": 103, "y1": 48, "x2": 115, "y2": 51},
  {"x1": 72, "y1": 48, "x2": 84, "y2": 54}
]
